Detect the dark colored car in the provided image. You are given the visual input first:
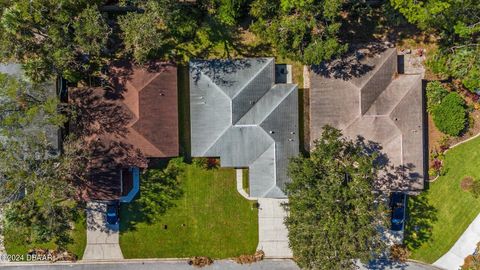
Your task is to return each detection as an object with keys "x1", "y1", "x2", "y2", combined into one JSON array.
[
  {"x1": 106, "y1": 202, "x2": 119, "y2": 225},
  {"x1": 390, "y1": 192, "x2": 406, "y2": 231}
]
